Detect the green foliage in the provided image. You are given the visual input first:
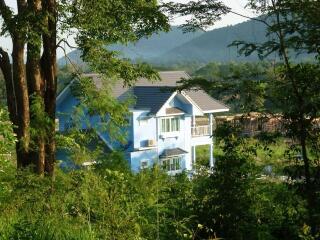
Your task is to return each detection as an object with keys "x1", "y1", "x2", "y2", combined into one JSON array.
[
  {"x1": 163, "y1": 0, "x2": 229, "y2": 32},
  {"x1": 0, "y1": 121, "x2": 311, "y2": 240},
  {"x1": 57, "y1": 65, "x2": 77, "y2": 95},
  {"x1": 0, "y1": 162, "x2": 190, "y2": 240},
  {"x1": 0, "y1": 72, "x2": 5, "y2": 106},
  {"x1": 269, "y1": 64, "x2": 320, "y2": 135},
  {"x1": 0, "y1": 108, "x2": 16, "y2": 156},
  {"x1": 236, "y1": 0, "x2": 320, "y2": 60},
  {"x1": 191, "y1": 124, "x2": 307, "y2": 240}
]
